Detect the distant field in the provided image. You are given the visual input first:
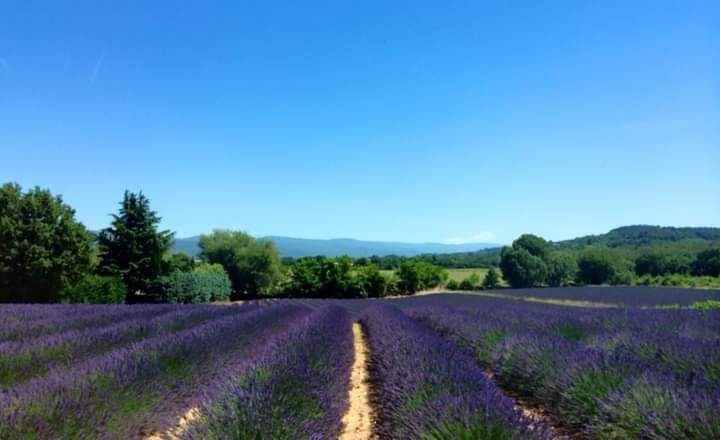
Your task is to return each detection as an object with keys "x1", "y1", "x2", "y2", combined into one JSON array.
[
  {"x1": 482, "y1": 285, "x2": 720, "y2": 307},
  {"x1": 382, "y1": 267, "x2": 505, "y2": 286},
  {"x1": 446, "y1": 267, "x2": 490, "y2": 282}
]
